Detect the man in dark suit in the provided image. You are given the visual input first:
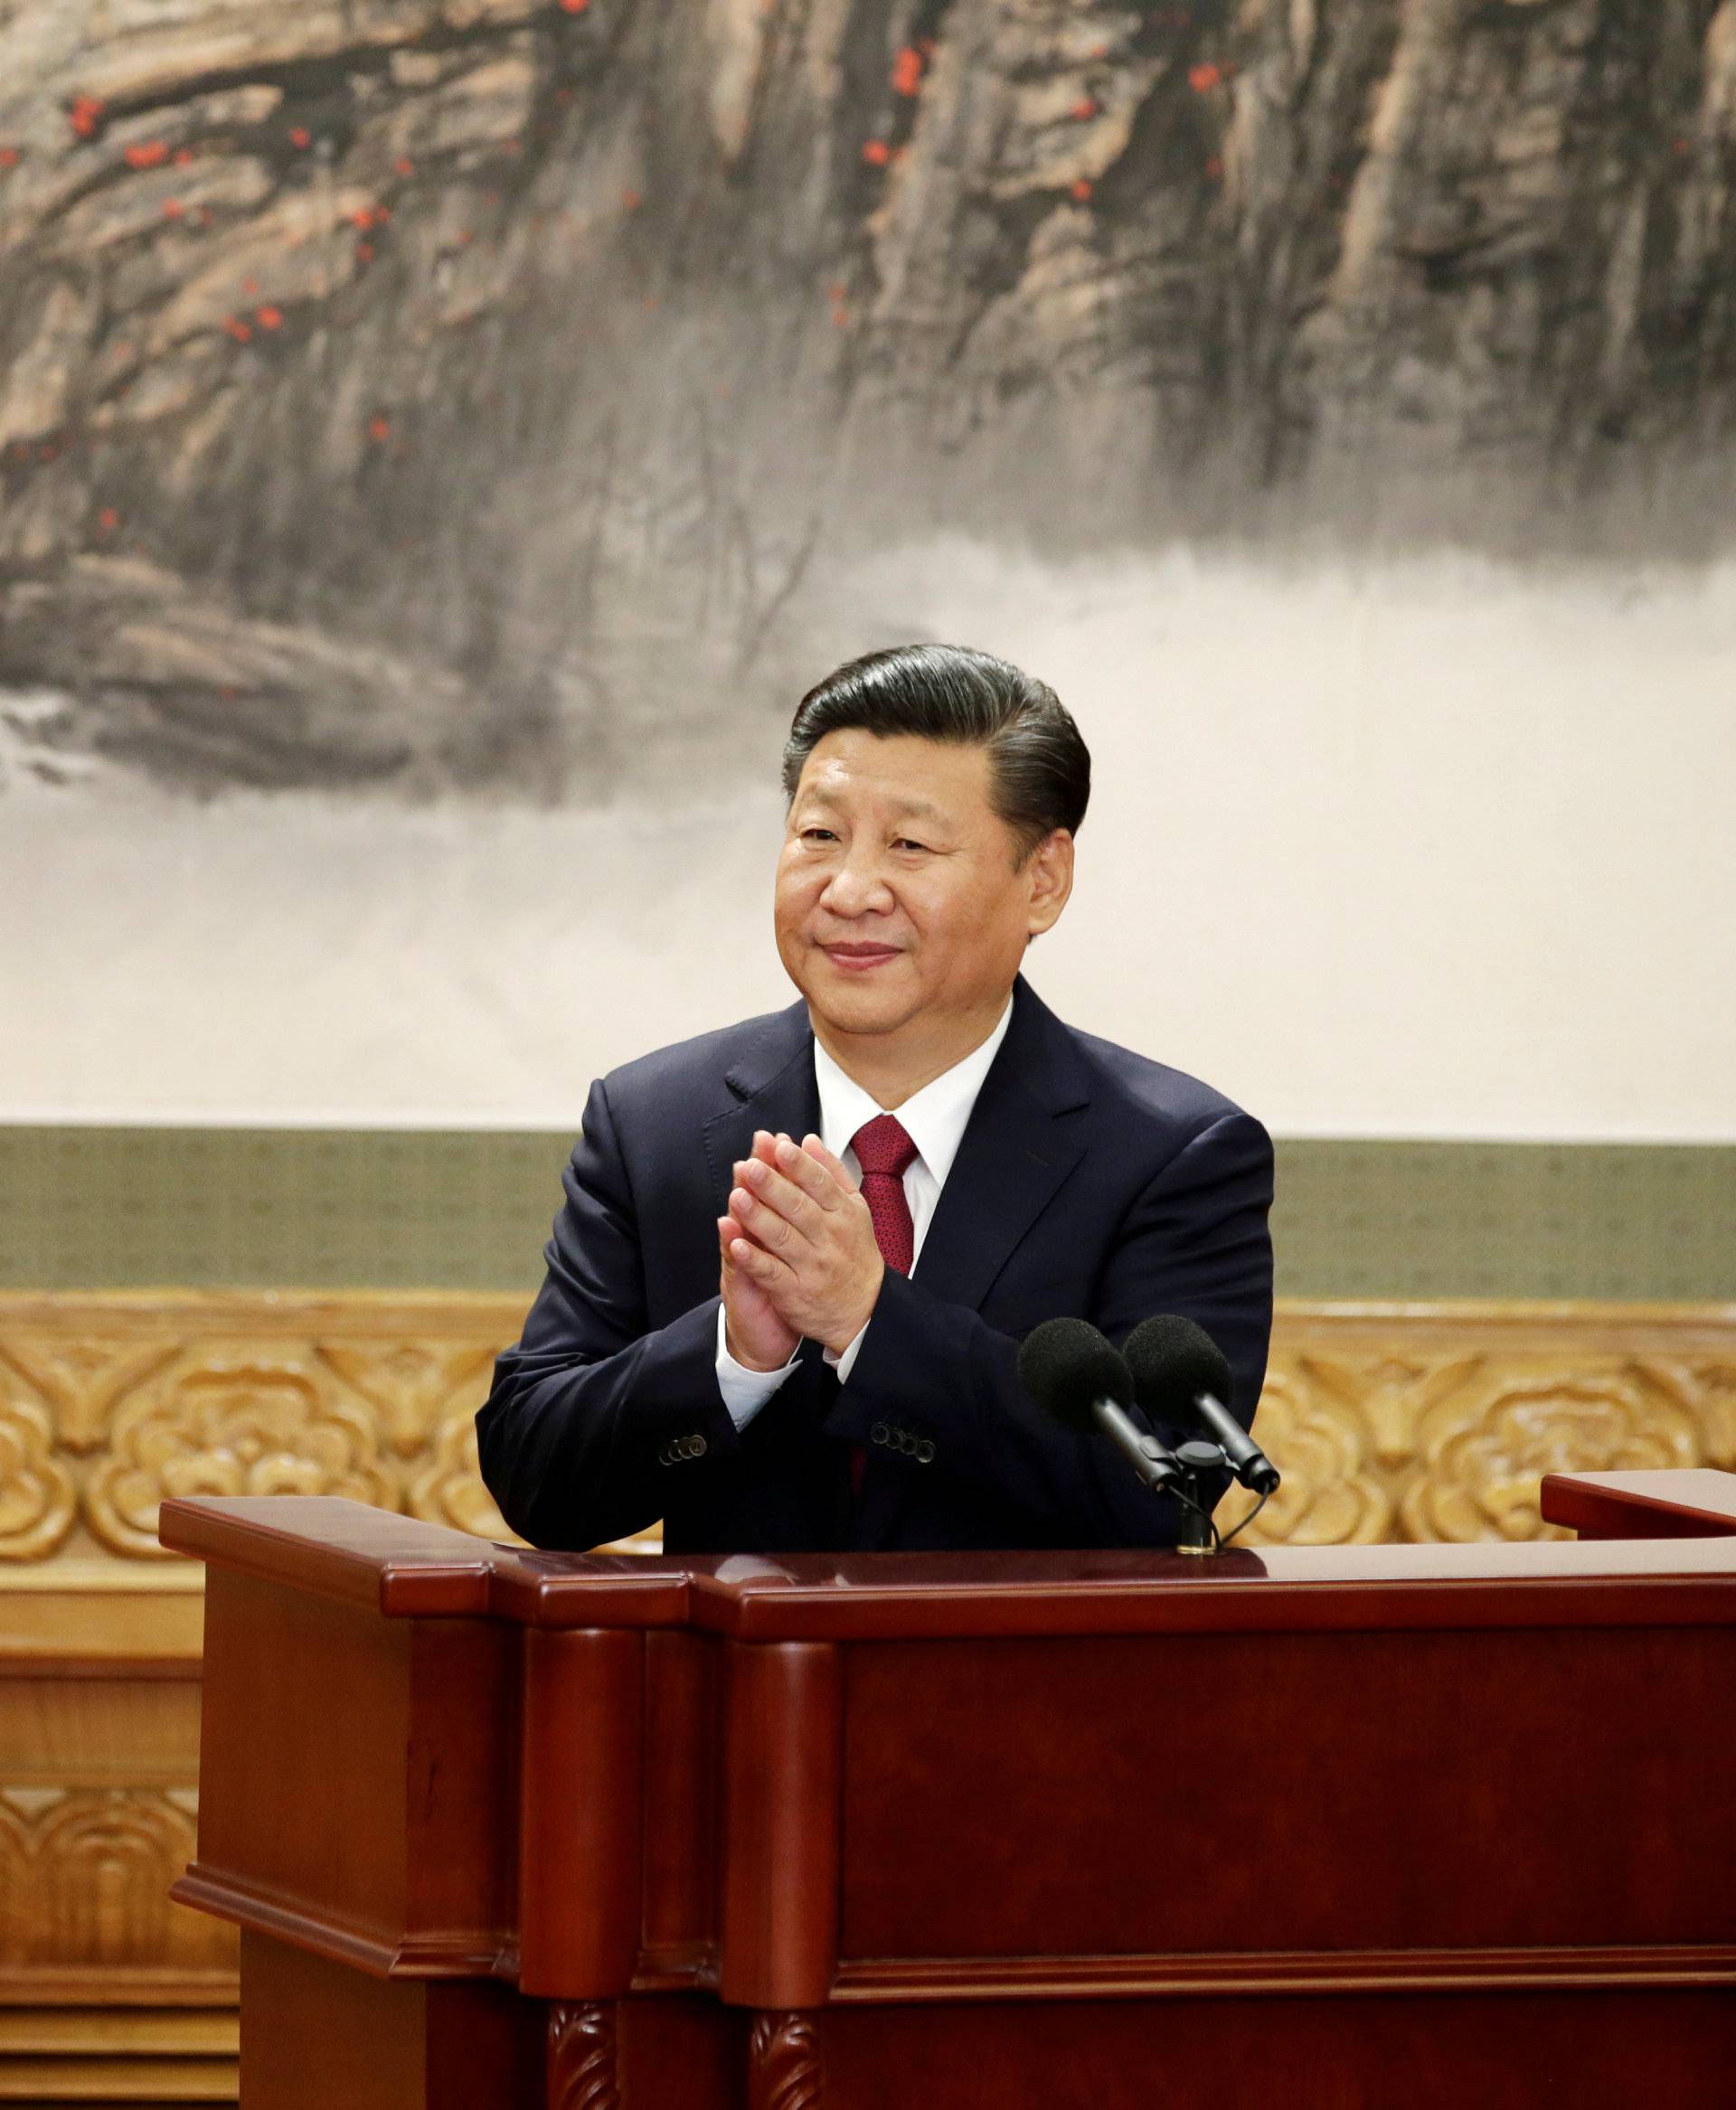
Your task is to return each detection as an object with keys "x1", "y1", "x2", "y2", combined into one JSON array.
[{"x1": 477, "y1": 643, "x2": 1273, "y2": 1554}]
